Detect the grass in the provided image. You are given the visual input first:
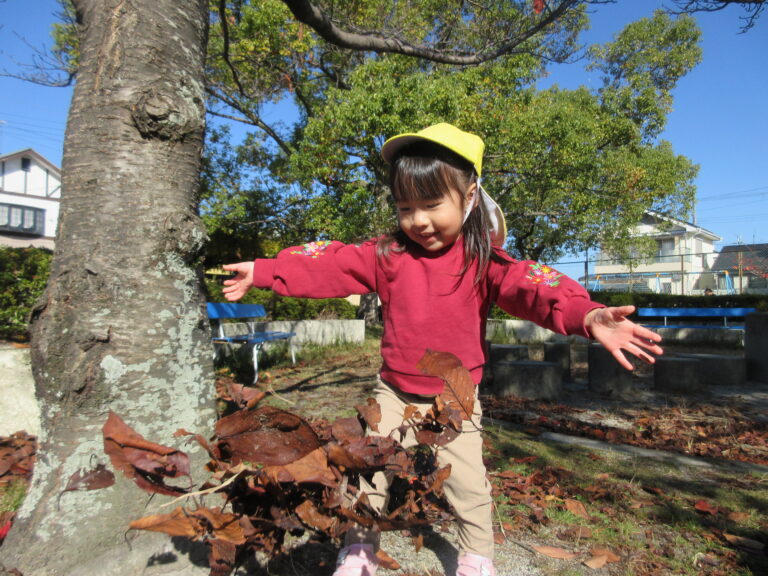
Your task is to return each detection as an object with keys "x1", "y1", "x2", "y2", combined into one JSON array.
[
  {"x1": 483, "y1": 424, "x2": 768, "y2": 575},
  {"x1": 0, "y1": 480, "x2": 27, "y2": 515}
]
